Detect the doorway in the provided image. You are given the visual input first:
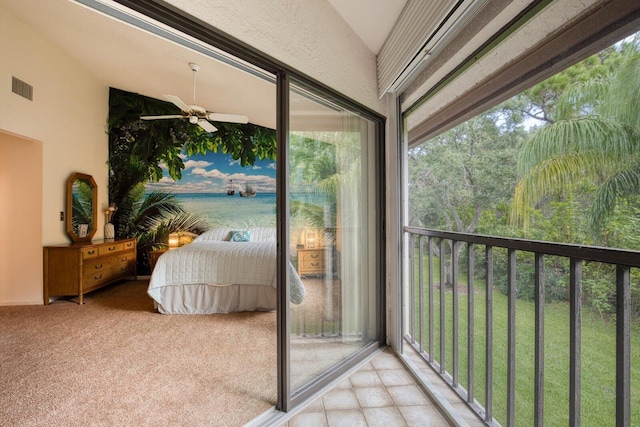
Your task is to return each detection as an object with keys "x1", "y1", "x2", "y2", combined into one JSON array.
[{"x1": 0, "y1": 131, "x2": 43, "y2": 305}]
